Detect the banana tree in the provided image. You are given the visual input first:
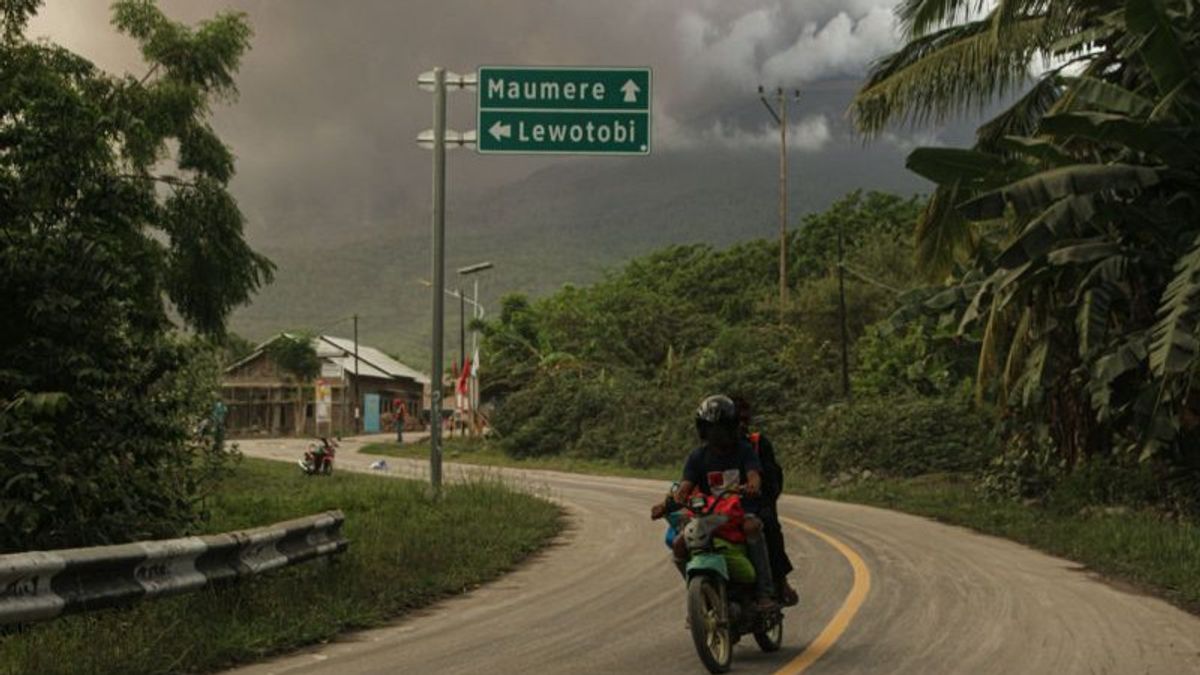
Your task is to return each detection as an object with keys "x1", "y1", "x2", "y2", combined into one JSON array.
[{"x1": 859, "y1": 0, "x2": 1200, "y2": 465}]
